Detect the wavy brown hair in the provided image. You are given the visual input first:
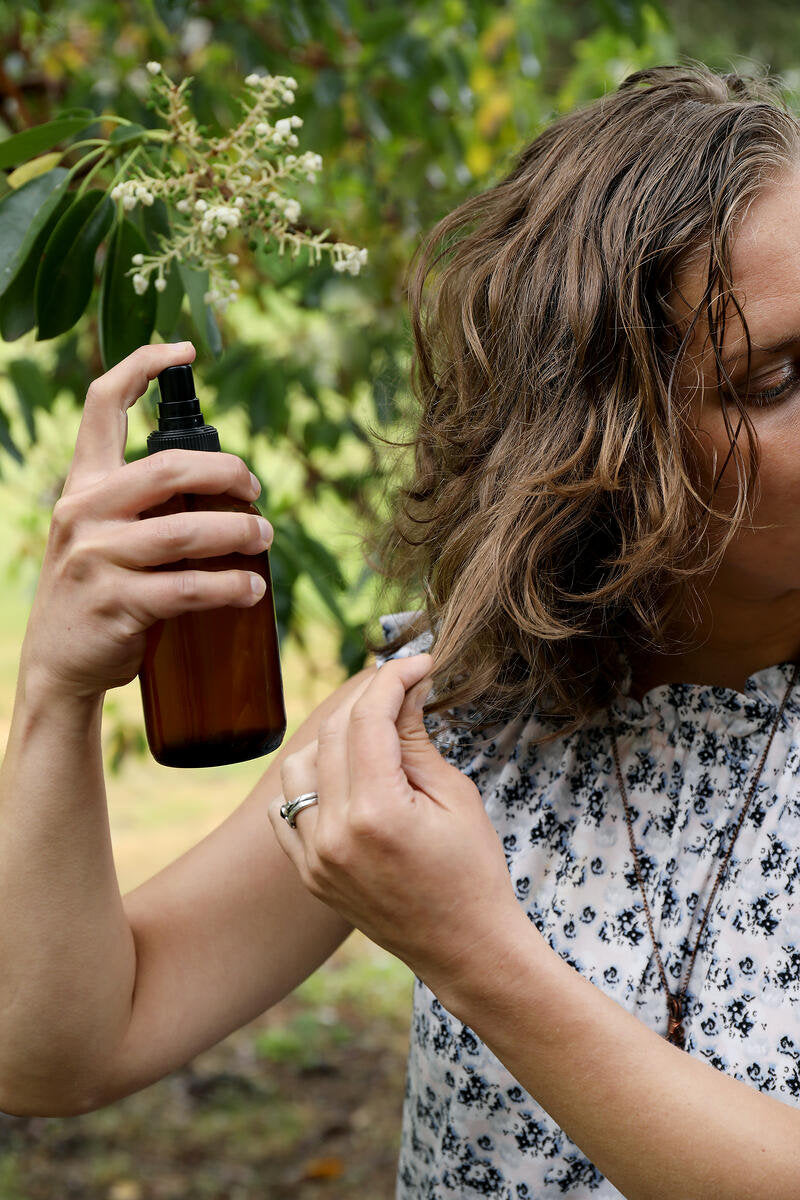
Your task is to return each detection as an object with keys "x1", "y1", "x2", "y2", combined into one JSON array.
[{"x1": 360, "y1": 62, "x2": 800, "y2": 746}]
